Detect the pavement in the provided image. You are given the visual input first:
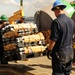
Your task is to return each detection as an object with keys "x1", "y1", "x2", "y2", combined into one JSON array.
[{"x1": 7, "y1": 56, "x2": 75, "y2": 75}]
